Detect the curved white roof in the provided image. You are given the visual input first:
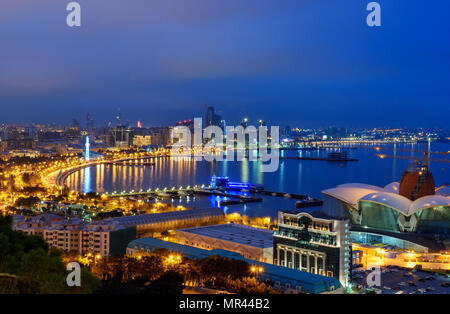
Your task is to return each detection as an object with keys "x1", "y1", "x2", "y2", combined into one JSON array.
[
  {"x1": 337, "y1": 183, "x2": 385, "y2": 191},
  {"x1": 384, "y1": 182, "x2": 400, "y2": 194},
  {"x1": 323, "y1": 183, "x2": 450, "y2": 216},
  {"x1": 322, "y1": 187, "x2": 382, "y2": 207},
  {"x1": 359, "y1": 192, "x2": 412, "y2": 215},
  {"x1": 409, "y1": 195, "x2": 450, "y2": 214}
]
